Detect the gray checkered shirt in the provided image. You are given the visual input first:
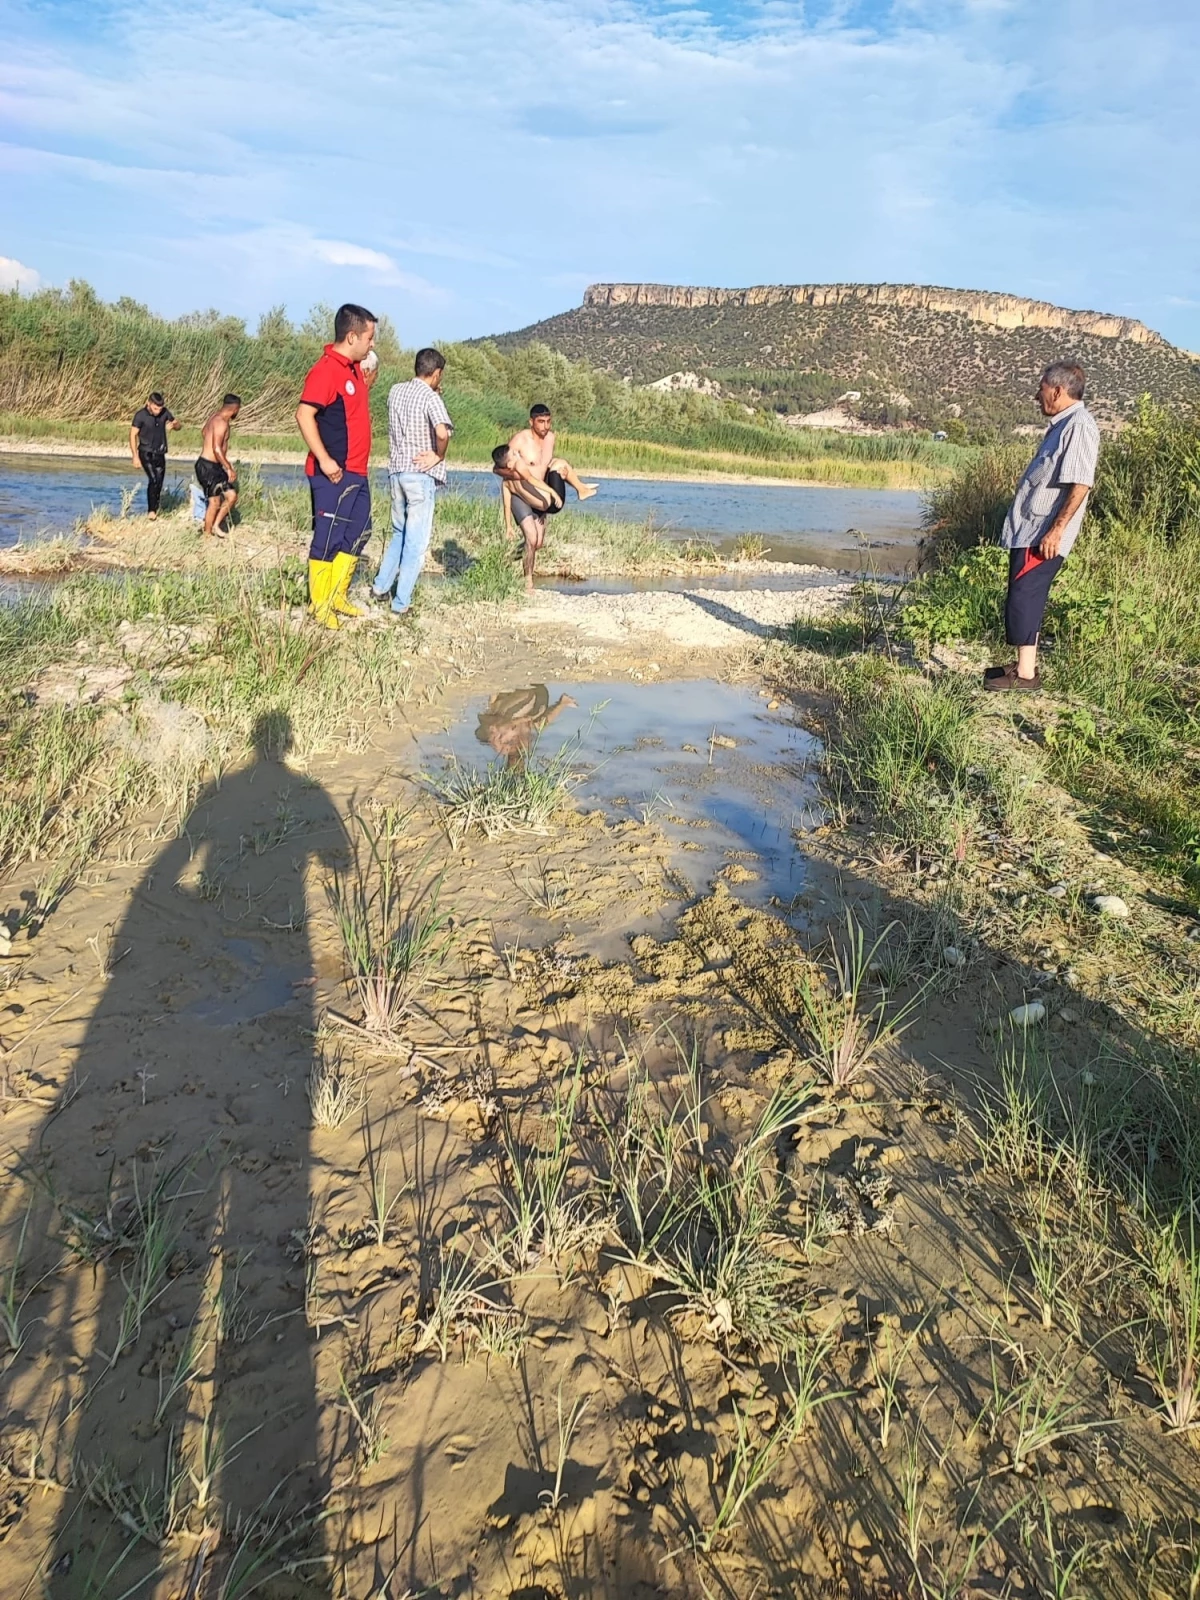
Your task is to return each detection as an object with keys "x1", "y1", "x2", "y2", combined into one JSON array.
[{"x1": 387, "y1": 379, "x2": 454, "y2": 484}]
